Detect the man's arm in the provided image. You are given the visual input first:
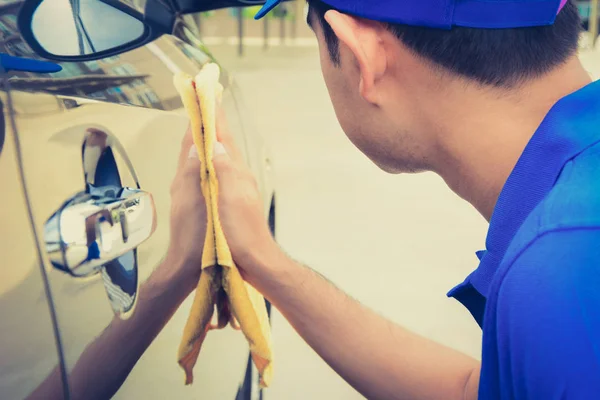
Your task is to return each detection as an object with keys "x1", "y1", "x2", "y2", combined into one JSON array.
[
  {"x1": 252, "y1": 246, "x2": 480, "y2": 400},
  {"x1": 211, "y1": 124, "x2": 480, "y2": 400}
]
